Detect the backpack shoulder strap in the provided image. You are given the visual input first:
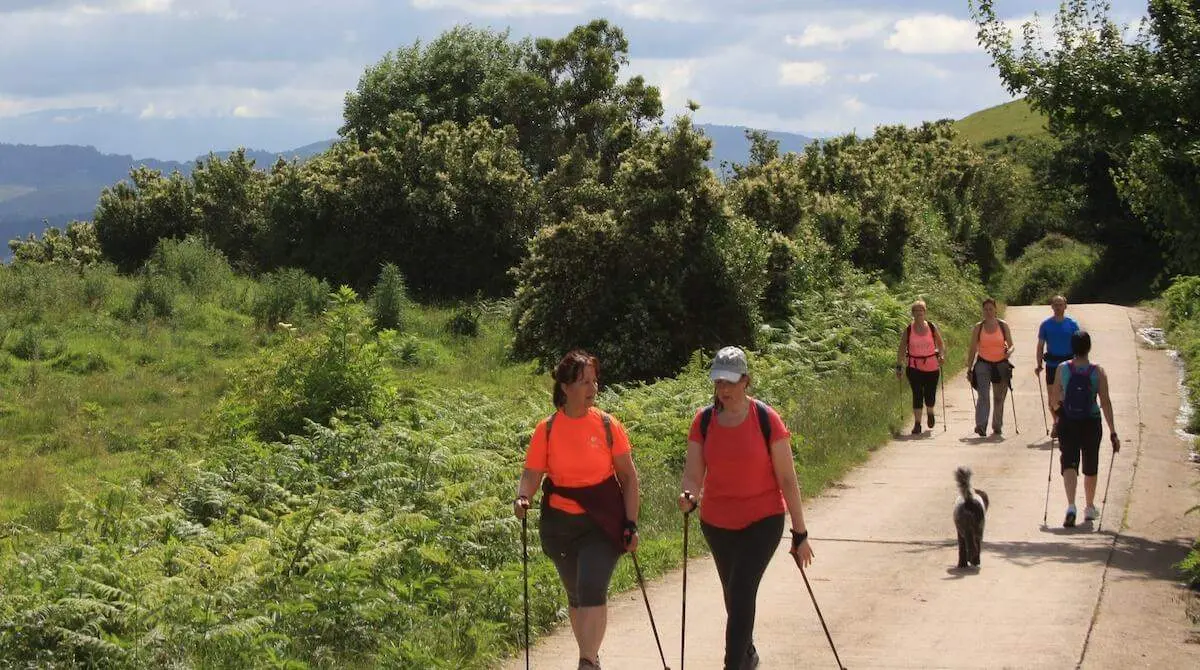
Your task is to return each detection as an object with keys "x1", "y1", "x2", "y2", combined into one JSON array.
[
  {"x1": 699, "y1": 405, "x2": 715, "y2": 443},
  {"x1": 929, "y1": 320, "x2": 937, "y2": 336},
  {"x1": 753, "y1": 399, "x2": 773, "y2": 452}
]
